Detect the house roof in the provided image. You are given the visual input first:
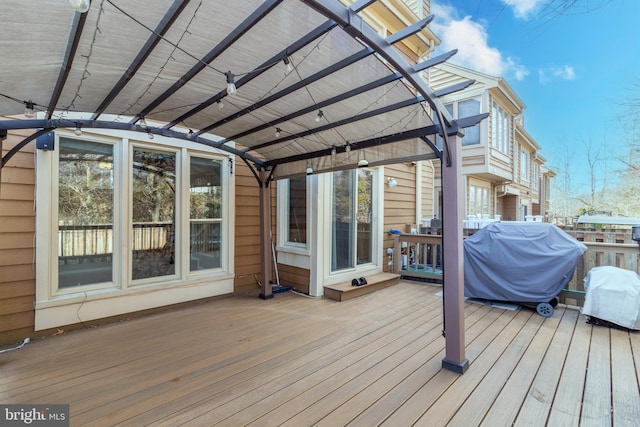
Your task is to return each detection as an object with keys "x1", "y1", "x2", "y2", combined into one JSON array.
[{"x1": 0, "y1": 0, "x2": 483, "y2": 179}]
